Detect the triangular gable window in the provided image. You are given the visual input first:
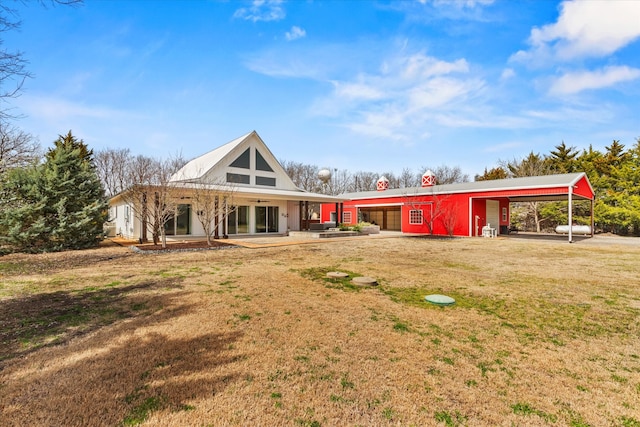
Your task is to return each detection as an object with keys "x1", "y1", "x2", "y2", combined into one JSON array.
[
  {"x1": 230, "y1": 148, "x2": 250, "y2": 169},
  {"x1": 256, "y1": 149, "x2": 274, "y2": 172}
]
